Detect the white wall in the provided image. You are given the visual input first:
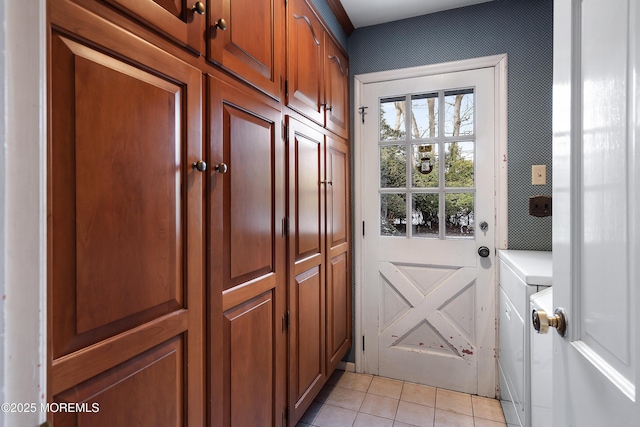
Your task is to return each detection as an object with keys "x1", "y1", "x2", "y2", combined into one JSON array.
[{"x1": 1, "y1": 0, "x2": 47, "y2": 426}]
